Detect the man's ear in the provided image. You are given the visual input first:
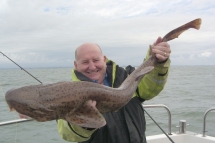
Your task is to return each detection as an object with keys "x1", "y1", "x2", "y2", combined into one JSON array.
[
  {"x1": 103, "y1": 55, "x2": 107, "y2": 62},
  {"x1": 74, "y1": 61, "x2": 77, "y2": 69}
]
